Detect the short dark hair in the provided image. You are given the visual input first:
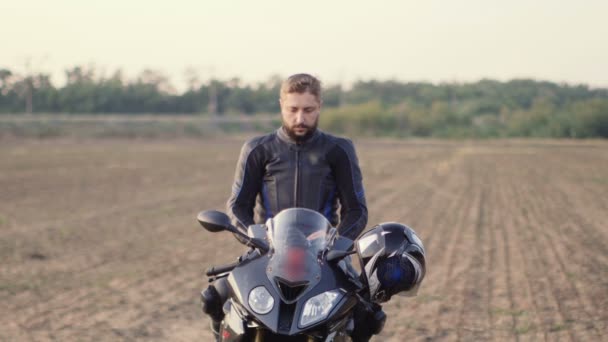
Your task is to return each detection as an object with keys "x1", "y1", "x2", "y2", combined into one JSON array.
[{"x1": 280, "y1": 73, "x2": 322, "y2": 102}]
